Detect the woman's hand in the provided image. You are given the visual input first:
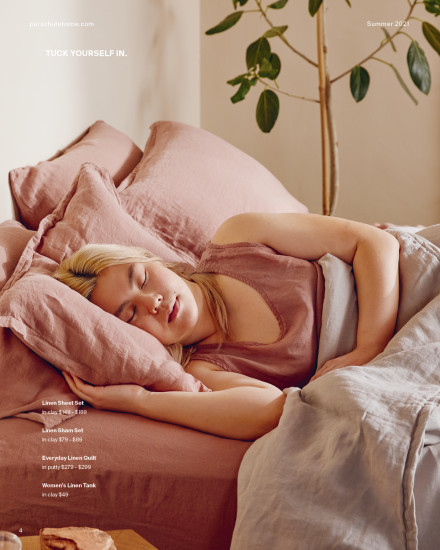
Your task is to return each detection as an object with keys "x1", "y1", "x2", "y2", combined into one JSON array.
[
  {"x1": 62, "y1": 372, "x2": 148, "y2": 415},
  {"x1": 310, "y1": 345, "x2": 382, "y2": 381},
  {"x1": 63, "y1": 363, "x2": 286, "y2": 440}
]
